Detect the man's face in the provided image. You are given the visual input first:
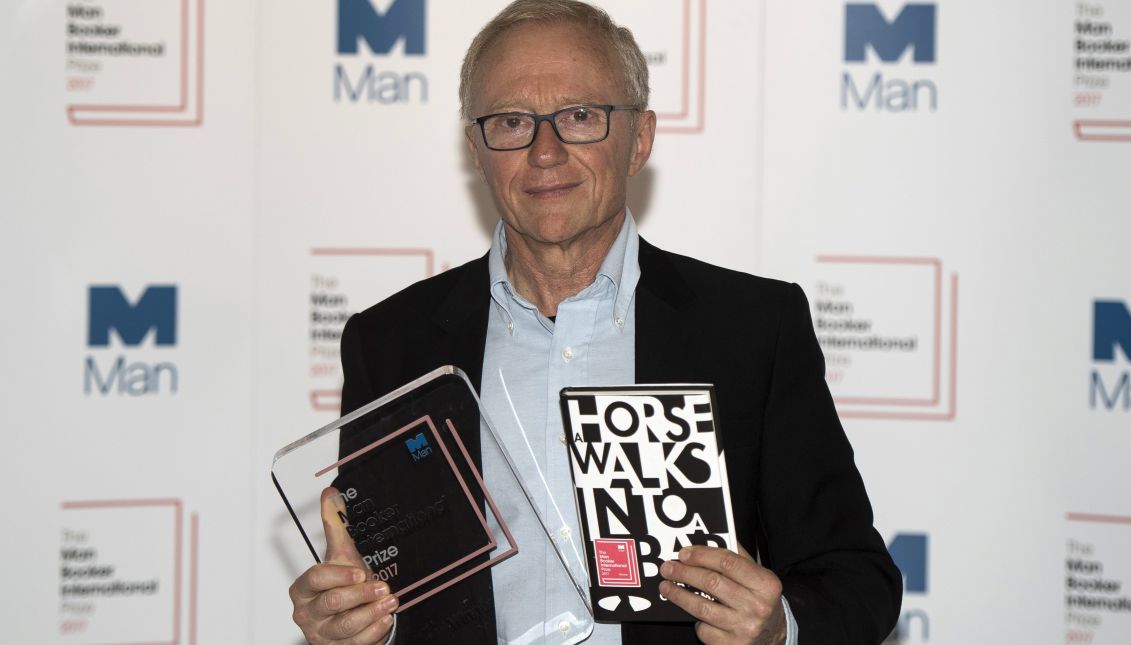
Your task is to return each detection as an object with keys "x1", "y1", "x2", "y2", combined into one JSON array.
[{"x1": 465, "y1": 22, "x2": 655, "y2": 251}]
